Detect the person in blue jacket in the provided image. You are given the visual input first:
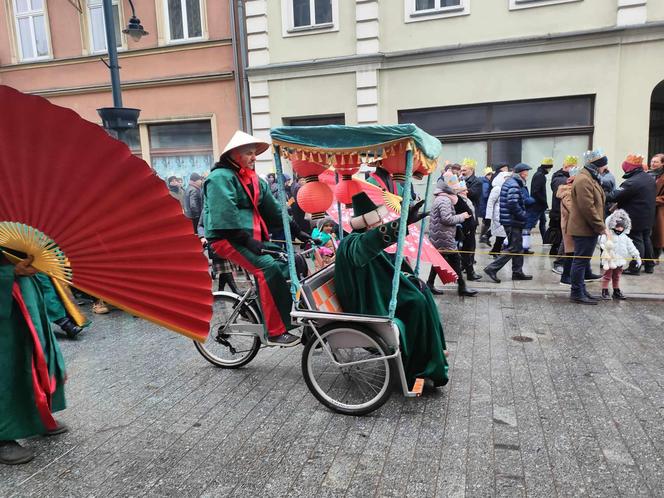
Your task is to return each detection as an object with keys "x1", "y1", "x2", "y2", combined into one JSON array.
[
  {"x1": 478, "y1": 167, "x2": 493, "y2": 246},
  {"x1": 483, "y1": 163, "x2": 534, "y2": 283}
]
